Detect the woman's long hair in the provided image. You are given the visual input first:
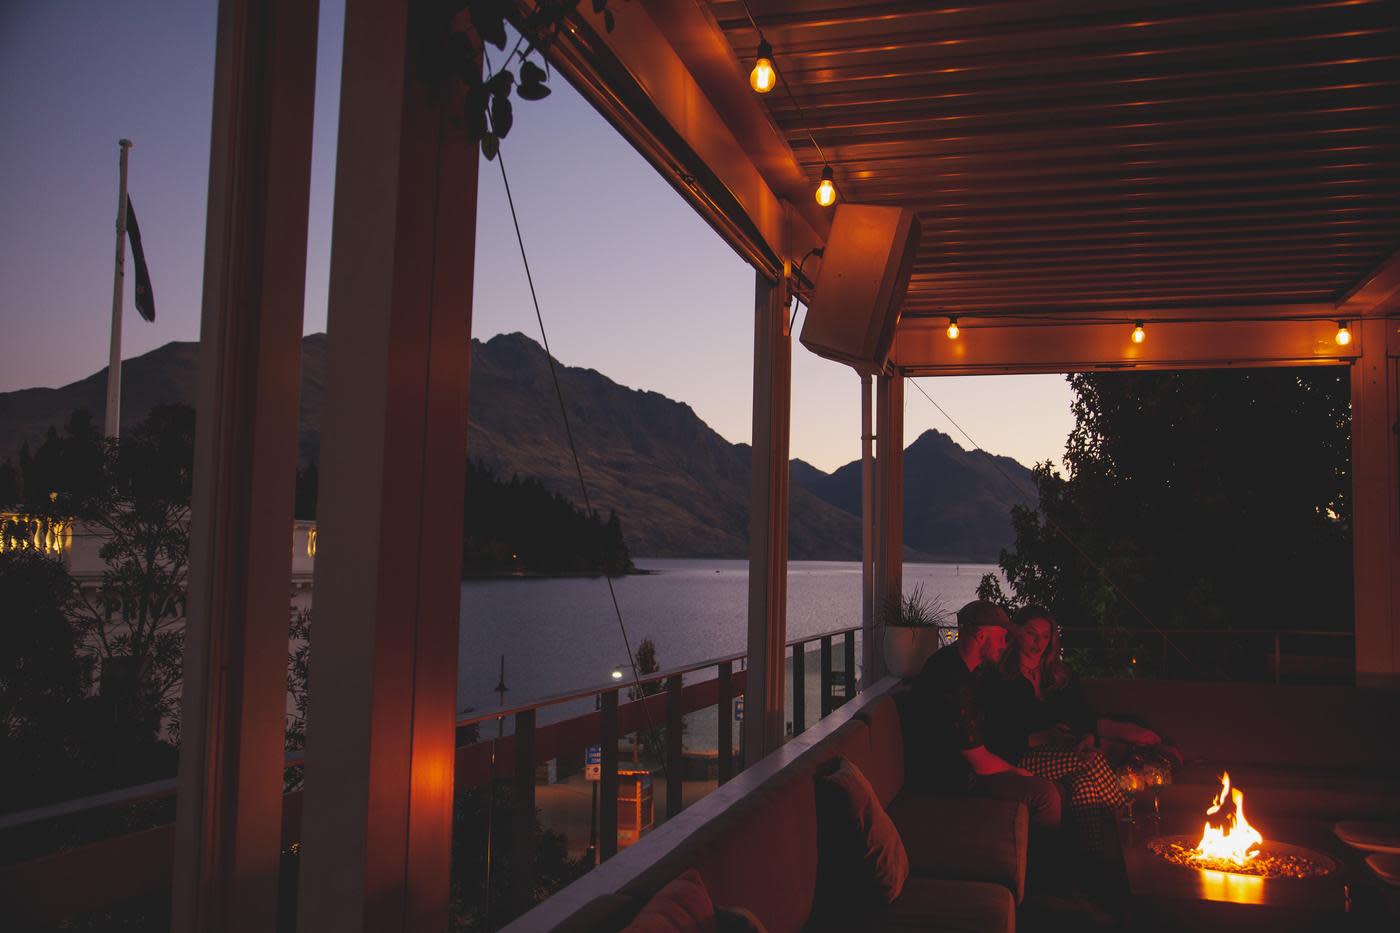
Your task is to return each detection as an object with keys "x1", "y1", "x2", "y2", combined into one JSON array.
[{"x1": 1001, "y1": 604, "x2": 1072, "y2": 693}]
